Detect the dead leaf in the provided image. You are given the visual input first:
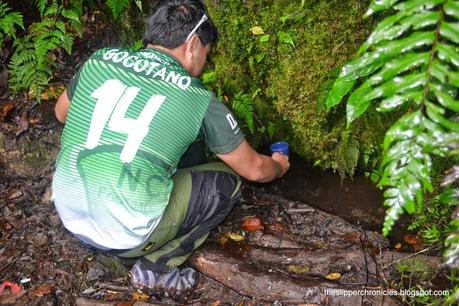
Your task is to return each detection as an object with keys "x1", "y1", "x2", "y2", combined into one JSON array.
[
  {"x1": 1, "y1": 102, "x2": 14, "y2": 118},
  {"x1": 31, "y1": 283, "x2": 52, "y2": 297},
  {"x1": 265, "y1": 223, "x2": 289, "y2": 236},
  {"x1": 227, "y1": 233, "x2": 245, "y2": 242},
  {"x1": 314, "y1": 241, "x2": 327, "y2": 249},
  {"x1": 131, "y1": 291, "x2": 149, "y2": 301},
  {"x1": 287, "y1": 265, "x2": 310, "y2": 274},
  {"x1": 403, "y1": 234, "x2": 423, "y2": 251},
  {"x1": 344, "y1": 231, "x2": 362, "y2": 243},
  {"x1": 15, "y1": 111, "x2": 29, "y2": 136},
  {"x1": 211, "y1": 301, "x2": 221, "y2": 306},
  {"x1": 105, "y1": 290, "x2": 123, "y2": 301},
  {"x1": 241, "y1": 217, "x2": 263, "y2": 231},
  {"x1": 325, "y1": 273, "x2": 342, "y2": 280},
  {"x1": 40, "y1": 91, "x2": 49, "y2": 101},
  {"x1": 0, "y1": 290, "x2": 26, "y2": 305},
  {"x1": 217, "y1": 234, "x2": 229, "y2": 246},
  {"x1": 7, "y1": 189, "x2": 22, "y2": 200},
  {"x1": 250, "y1": 26, "x2": 265, "y2": 35}
]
